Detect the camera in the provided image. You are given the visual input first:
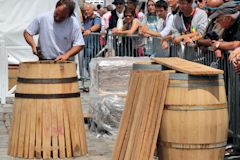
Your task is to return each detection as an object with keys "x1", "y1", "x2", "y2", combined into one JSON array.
[{"x1": 204, "y1": 31, "x2": 219, "y2": 41}]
